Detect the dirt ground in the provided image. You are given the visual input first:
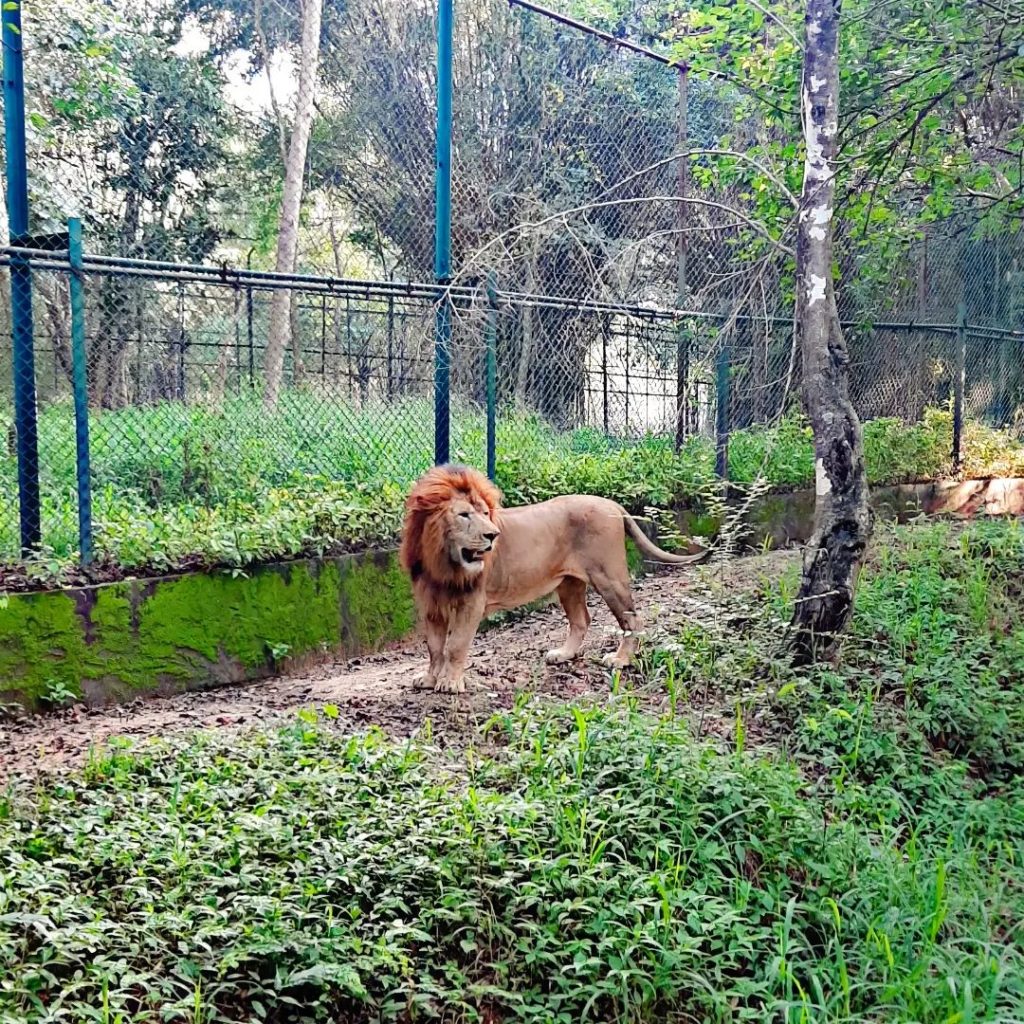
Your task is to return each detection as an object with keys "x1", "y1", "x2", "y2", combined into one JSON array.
[{"x1": 0, "y1": 550, "x2": 798, "y2": 782}]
